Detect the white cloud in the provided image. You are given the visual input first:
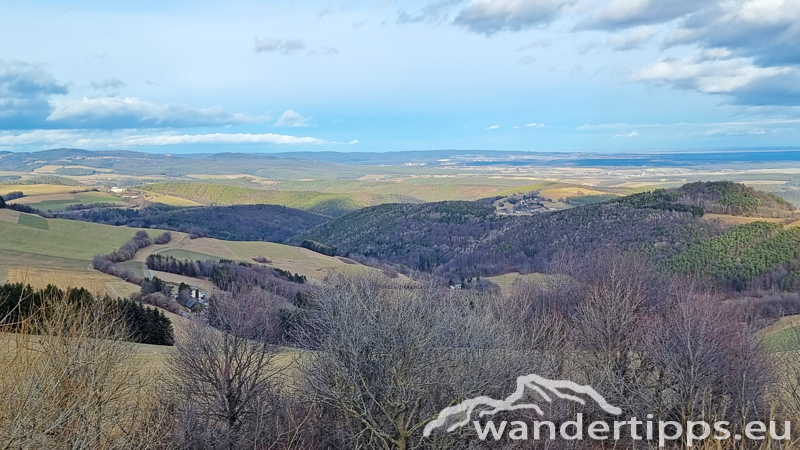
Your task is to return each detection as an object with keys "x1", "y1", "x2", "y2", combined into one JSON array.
[
  {"x1": 454, "y1": 0, "x2": 575, "y2": 35},
  {"x1": 119, "y1": 133, "x2": 322, "y2": 146},
  {"x1": 664, "y1": 0, "x2": 800, "y2": 67},
  {"x1": 254, "y1": 37, "x2": 306, "y2": 55},
  {"x1": 275, "y1": 110, "x2": 311, "y2": 127},
  {"x1": 525, "y1": 122, "x2": 545, "y2": 127},
  {"x1": 487, "y1": 124, "x2": 499, "y2": 129},
  {"x1": 0, "y1": 130, "x2": 325, "y2": 148},
  {"x1": 397, "y1": 0, "x2": 463, "y2": 24},
  {"x1": 579, "y1": 119, "x2": 800, "y2": 137},
  {"x1": 0, "y1": 60, "x2": 67, "y2": 129},
  {"x1": 349, "y1": 139, "x2": 359, "y2": 144},
  {"x1": 613, "y1": 130, "x2": 639, "y2": 137},
  {"x1": 579, "y1": 0, "x2": 717, "y2": 30},
  {"x1": 580, "y1": 119, "x2": 800, "y2": 130},
  {"x1": 47, "y1": 97, "x2": 265, "y2": 128},
  {"x1": 631, "y1": 55, "x2": 800, "y2": 105},
  {"x1": 607, "y1": 26, "x2": 656, "y2": 51}
]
